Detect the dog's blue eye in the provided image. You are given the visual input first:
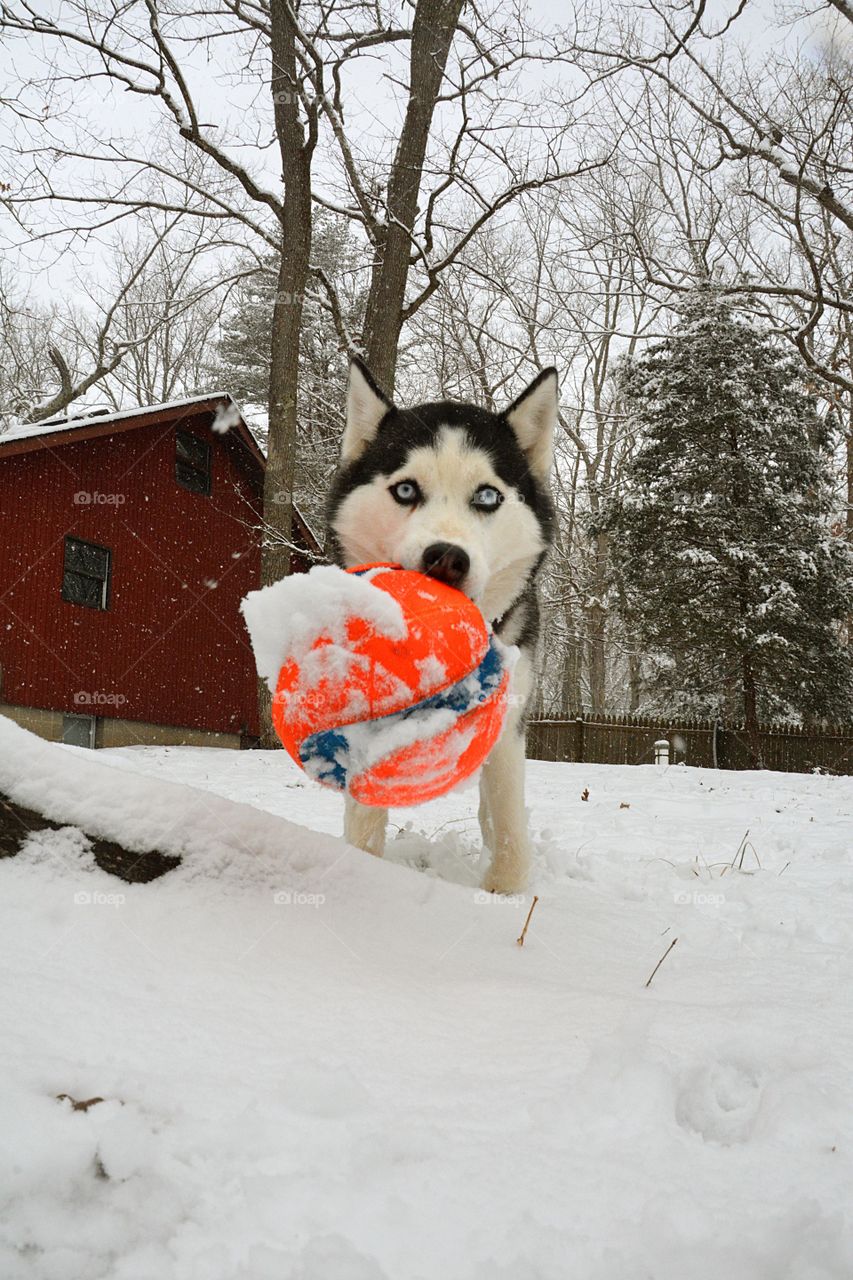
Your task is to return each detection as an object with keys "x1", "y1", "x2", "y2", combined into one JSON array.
[
  {"x1": 472, "y1": 485, "x2": 503, "y2": 511},
  {"x1": 390, "y1": 480, "x2": 420, "y2": 506}
]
